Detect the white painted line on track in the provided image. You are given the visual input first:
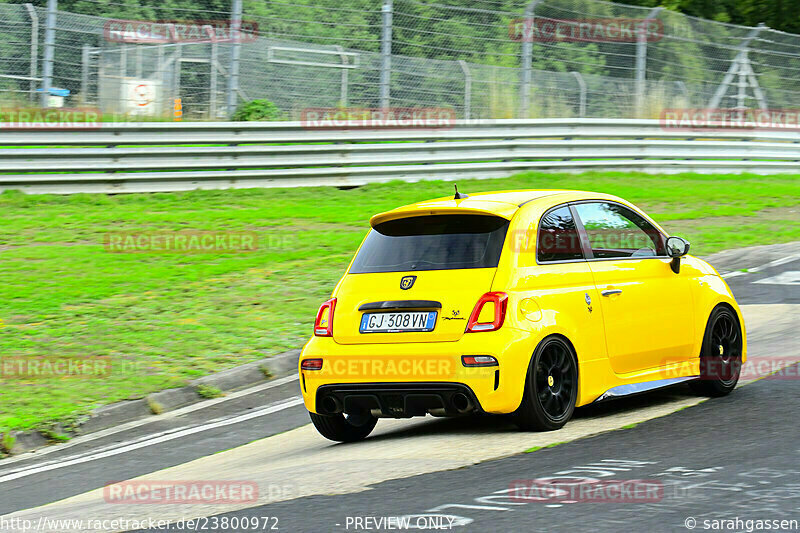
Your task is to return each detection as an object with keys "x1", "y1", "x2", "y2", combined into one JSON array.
[
  {"x1": 753, "y1": 271, "x2": 800, "y2": 285},
  {"x1": 722, "y1": 253, "x2": 800, "y2": 278},
  {"x1": 0, "y1": 374, "x2": 299, "y2": 467},
  {"x1": 0, "y1": 396, "x2": 304, "y2": 485},
  {"x1": 749, "y1": 253, "x2": 800, "y2": 272},
  {"x1": 722, "y1": 271, "x2": 747, "y2": 279}
]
